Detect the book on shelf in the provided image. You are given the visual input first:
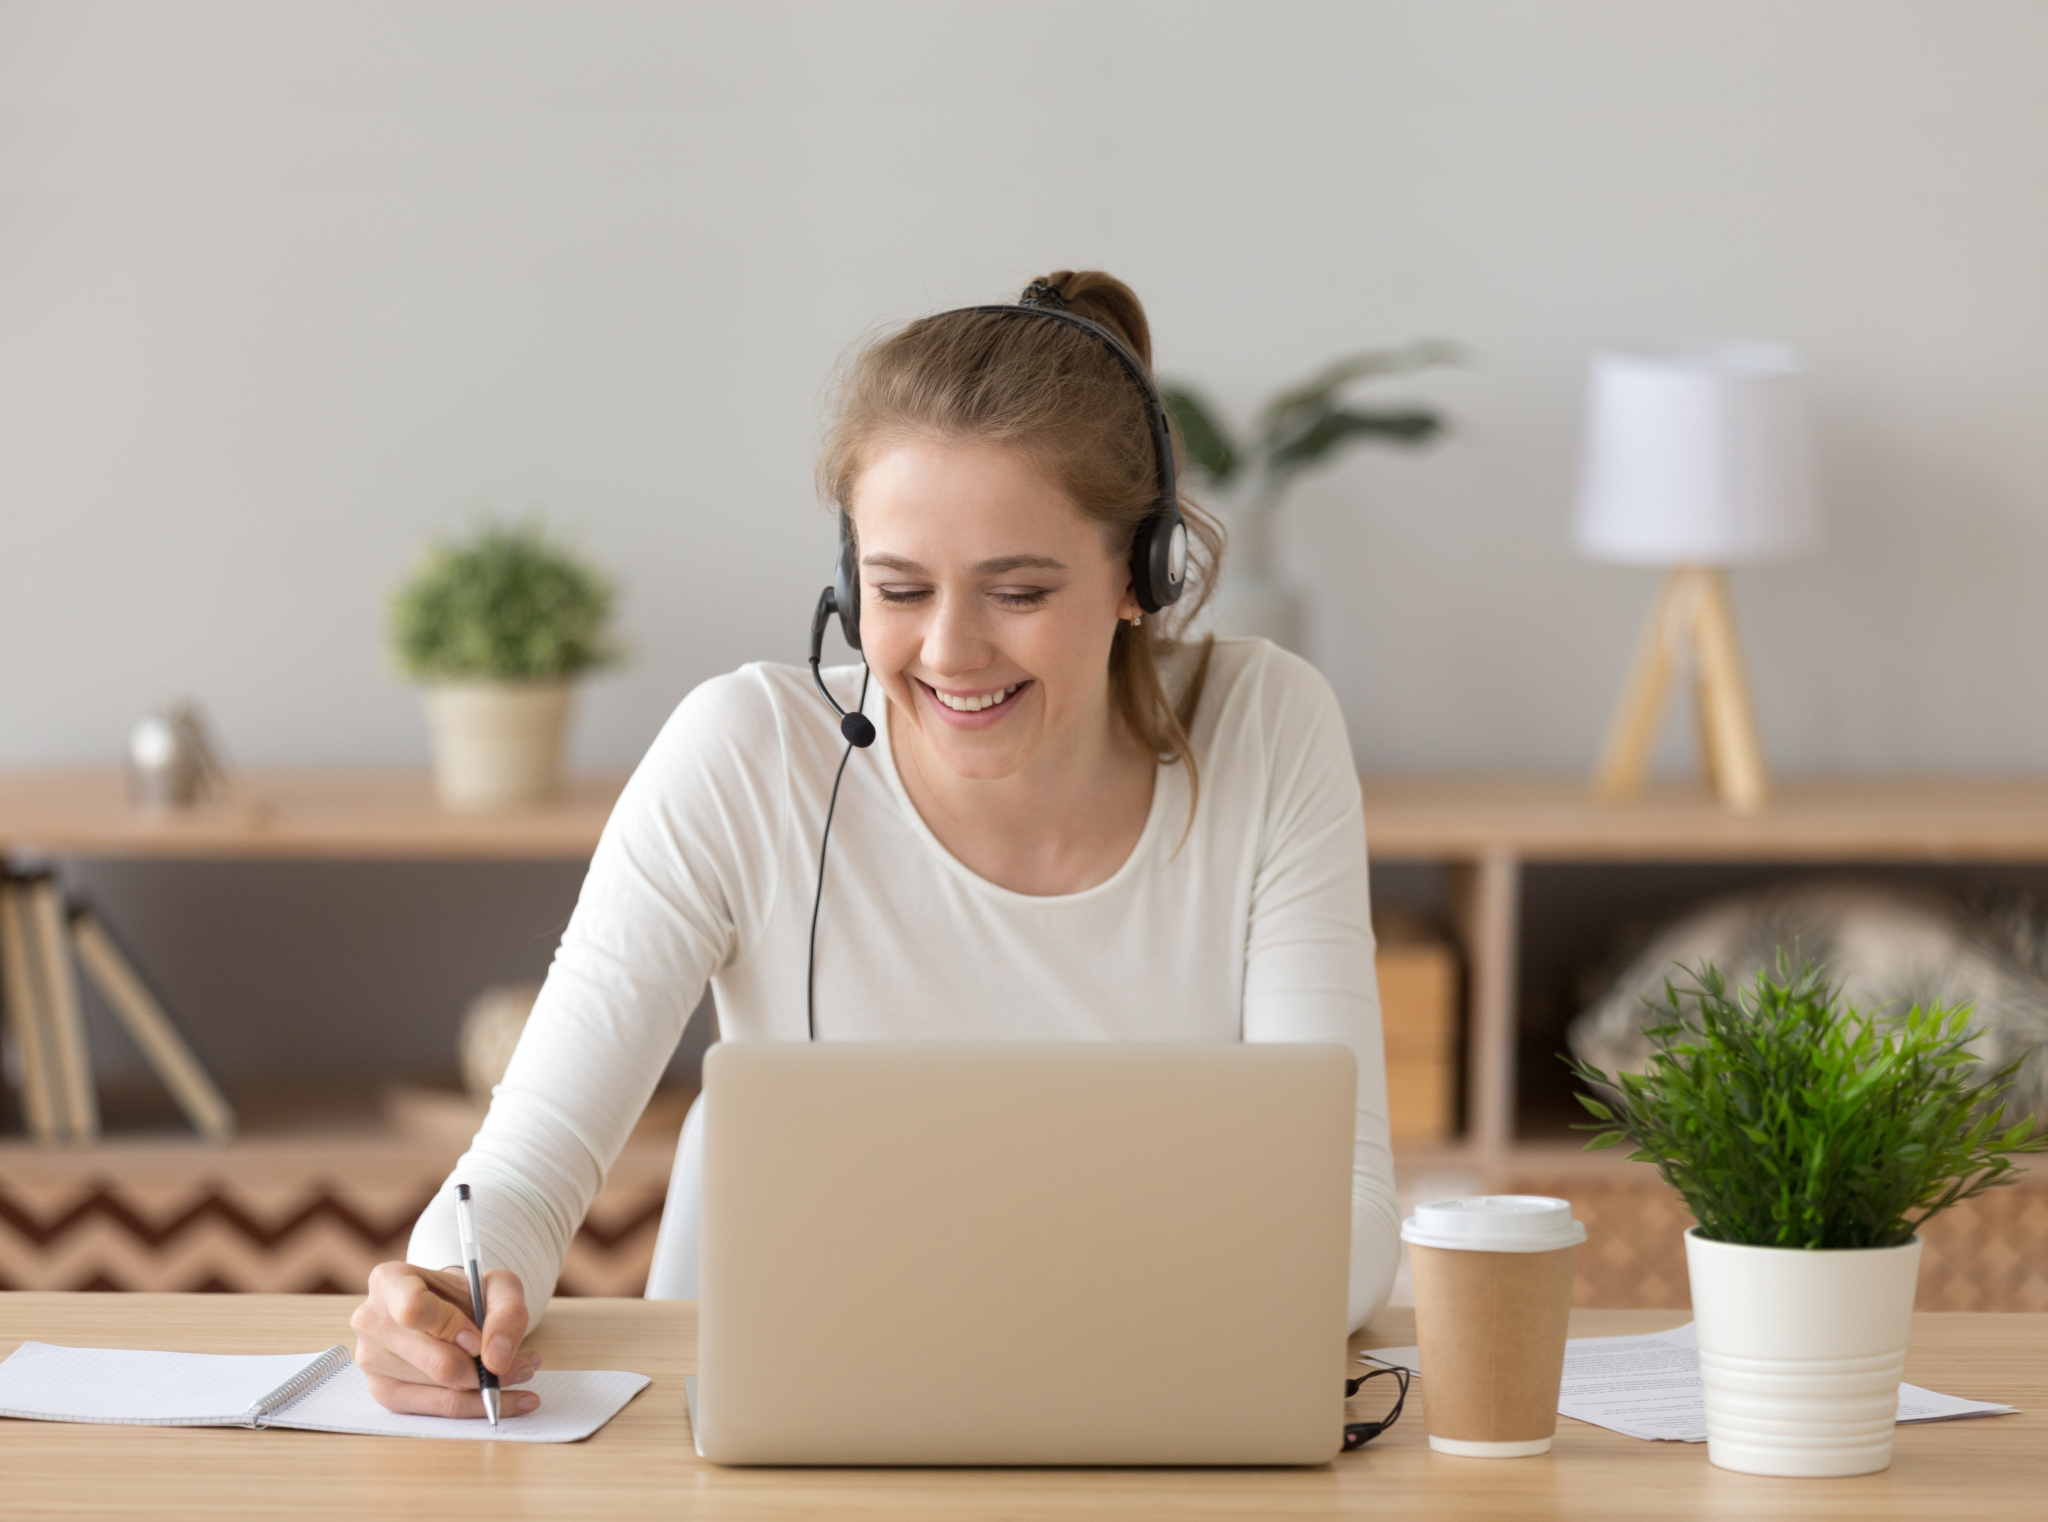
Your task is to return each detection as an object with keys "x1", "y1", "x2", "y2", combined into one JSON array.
[
  {"x1": 0, "y1": 877, "x2": 62, "y2": 1143},
  {"x1": 70, "y1": 908, "x2": 237, "y2": 1145},
  {"x1": 27, "y1": 875, "x2": 98, "y2": 1143},
  {"x1": 0, "y1": 874, "x2": 236, "y2": 1147}
]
